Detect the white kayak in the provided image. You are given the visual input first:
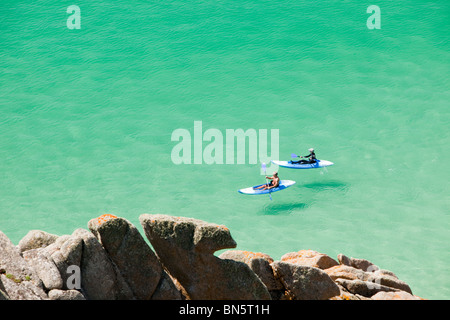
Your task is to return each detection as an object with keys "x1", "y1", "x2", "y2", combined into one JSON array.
[
  {"x1": 271, "y1": 159, "x2": 334, "y2": 169},
  {"x1": 238, "y1": 180, "x2": 296, "y2": 195}
]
